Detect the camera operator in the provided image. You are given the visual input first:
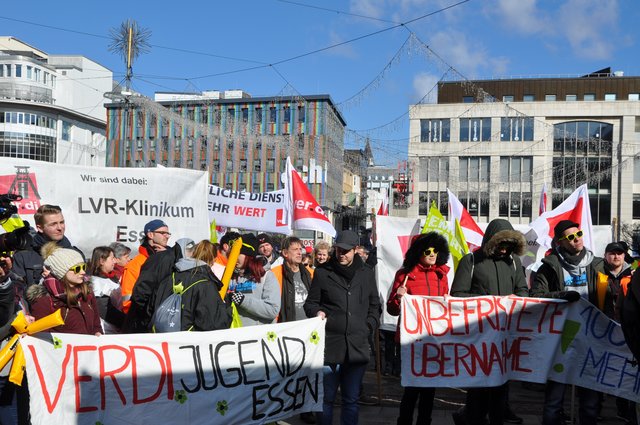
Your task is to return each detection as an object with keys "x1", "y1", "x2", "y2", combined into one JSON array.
[
  {"x1": 0, "y1": 255, "x2": 34, "y2": 425},
  {"x1": 12, "y1": 204, "x2": 84, "y2": 288}
]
